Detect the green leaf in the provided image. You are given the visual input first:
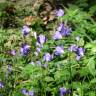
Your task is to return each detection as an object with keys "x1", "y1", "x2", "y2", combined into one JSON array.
[
  {"x1": 72, "y1": 82, "x2": 81, "y2": 89},
  {"x1": 77, "y1": 38, "x2": 84, "y2": 46},
  {"x1": 0, "y1": 12, "x2": 2, "y2": 17},
  {"x1": 87, "y1": 57, "x2": 96, "y2": 76},
  {"x1": 79, "y1": 67, "x2": 89, "y2": 77},
  {"x1": 88, "y1": 91, "x2": 96, "y2": 96},
  {"x1": 54, "y1": 69, "x2": 71, "y2": 81},
  {"x1": 89, "y1": 5, "x2": 96, "y2": 14},
  {"x1": 22, "y1": 64, "x2": 34, "y2": 75},
  {"x1": 91, "y1": 46, "x2": 96, "y2": 53},
  {"x1": 85, "y1": 43, "x2": 93, "y2": 48},
  {"x1": 90, "y1": 78, "x2": 96, "y2": 84},
  {"x1": 44, "y1": 76, "x2": 54, "y2": 82}
]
